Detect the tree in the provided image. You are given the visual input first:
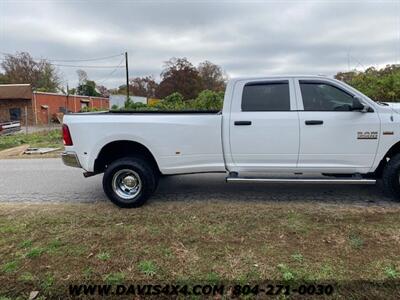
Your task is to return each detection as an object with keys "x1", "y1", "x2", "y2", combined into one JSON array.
[
  {"x1": 193, "y1": 90, "x2": 224, "y2": 110},
  {"x1": 129, "y1": 76, "x2": 158, "y2": 97},
  {"x1": 97, "y1": 85, "x2": 110, "y2": 97},
  {"x1": 156, "y1": 57, "x2": 202, "y2": 99},
  {"x1": 335, "y1": 65, "x2": 400, "y2": 101},
  {"x1": 77, "y1": 69, "x2": 88, "y2": 85},
  {"x1": 198, "y1": 60, "x2": 227, "y2": 92},
  {"x1": 1, "y1": 52, "x2": 60, "y2": 92},
  {"x1": 77, "y1": 79, "x2": 100, "y2": 96},
  {"x1": 0, "y1": 73, "x2": 8, "y2": 84},
  {"x1": 75, "y1": 69, "x2": 103, "y2": 97}
]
